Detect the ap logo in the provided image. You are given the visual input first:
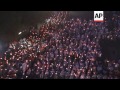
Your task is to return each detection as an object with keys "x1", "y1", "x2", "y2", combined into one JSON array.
[{"x1": 94, "y1": 11, "x2": 104, "y2": 22}]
